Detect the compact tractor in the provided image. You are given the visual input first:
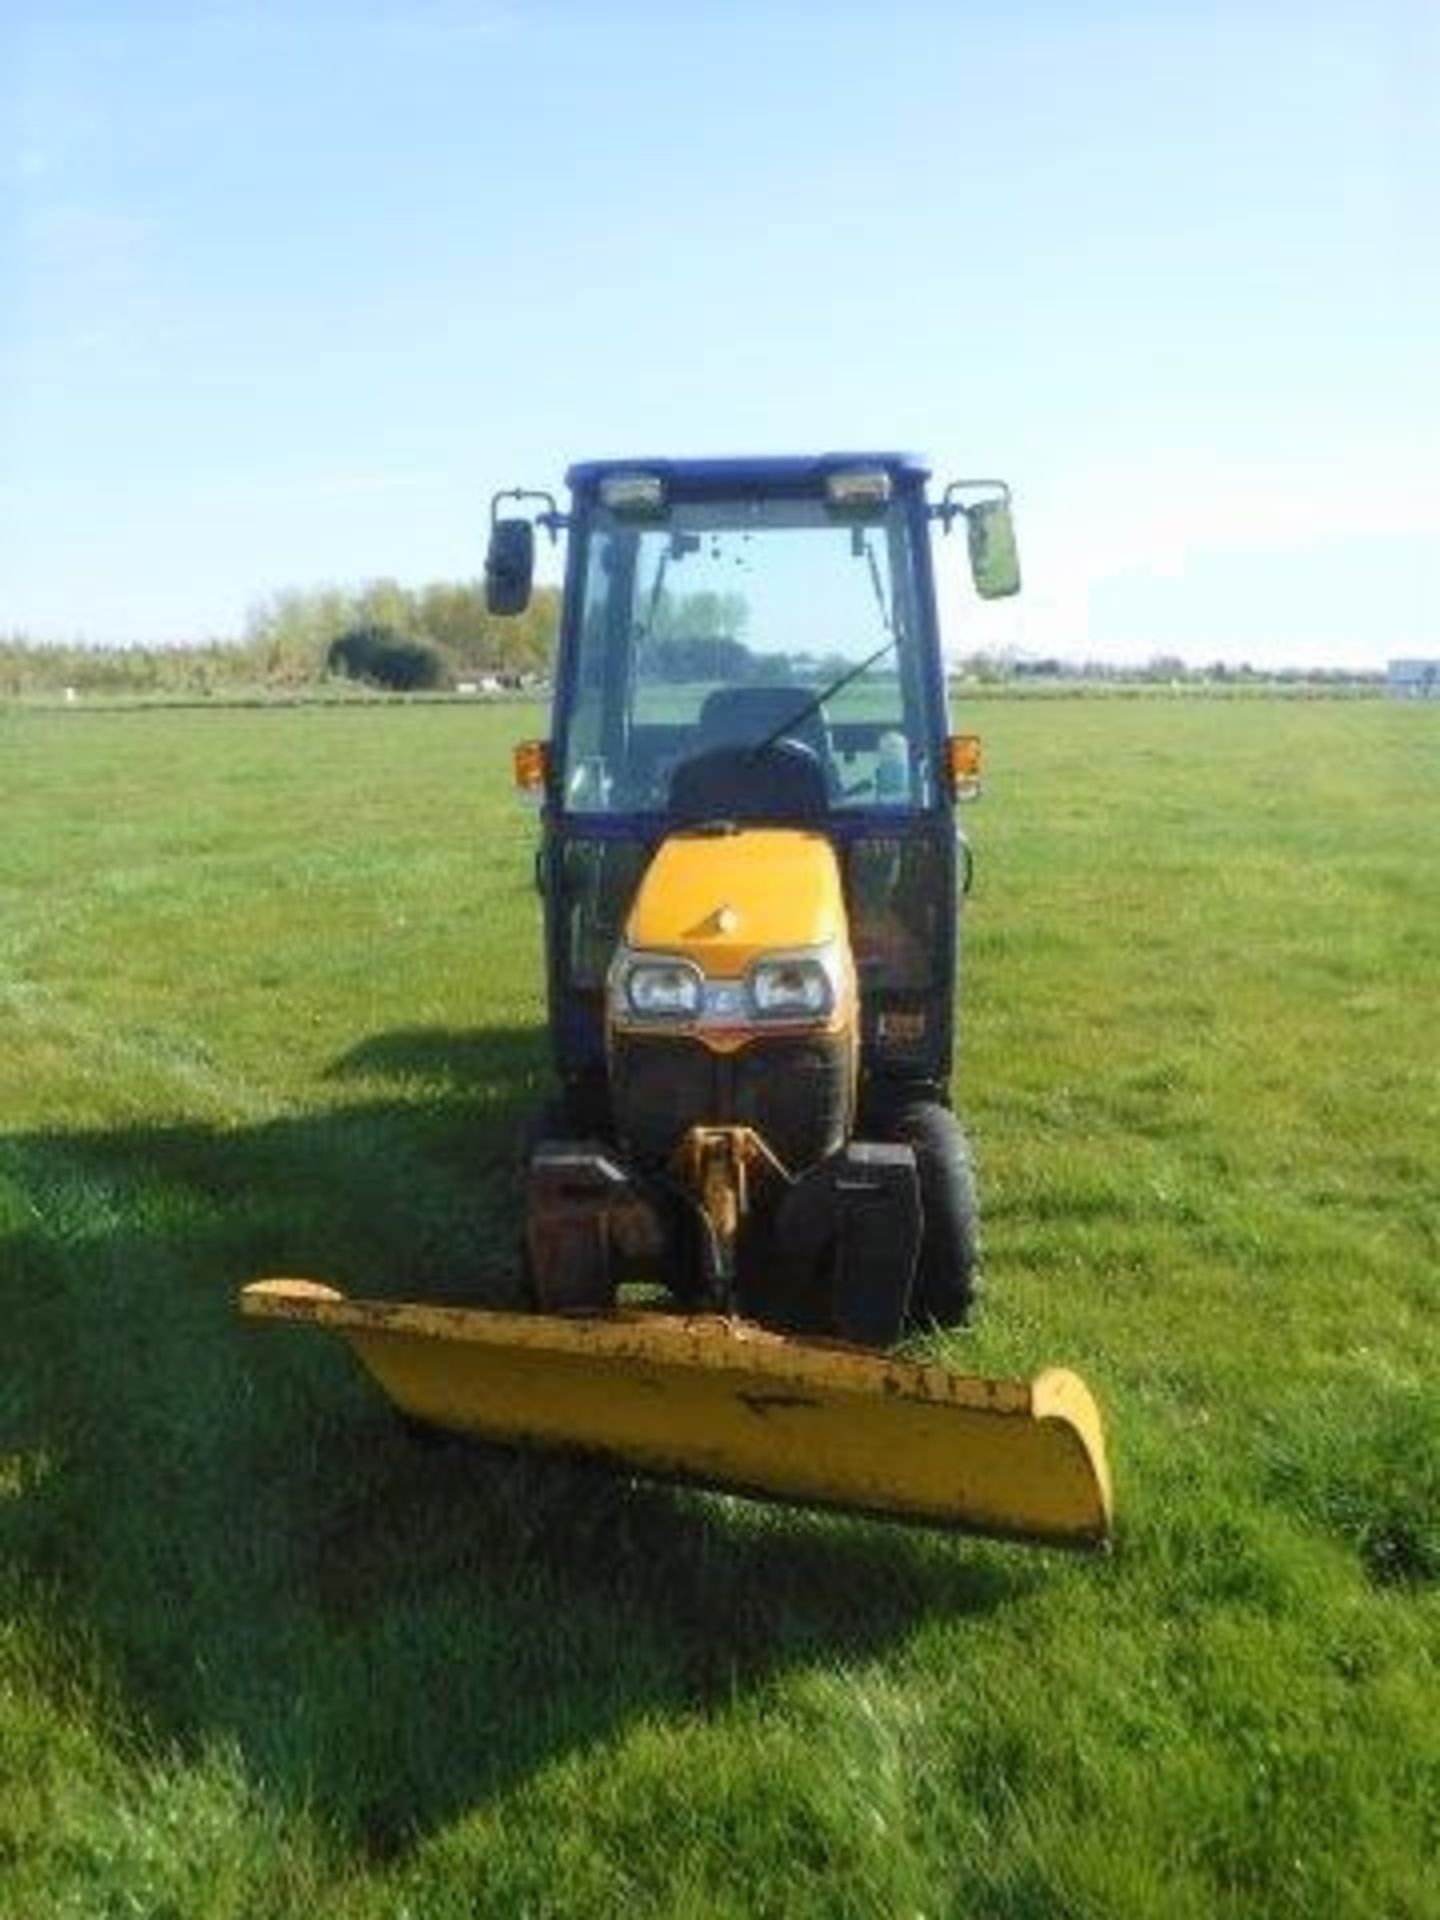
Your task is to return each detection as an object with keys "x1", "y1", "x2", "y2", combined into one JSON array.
[{"x1": 244, "y1": 454, "x2": 1112, "y2": 1547}]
